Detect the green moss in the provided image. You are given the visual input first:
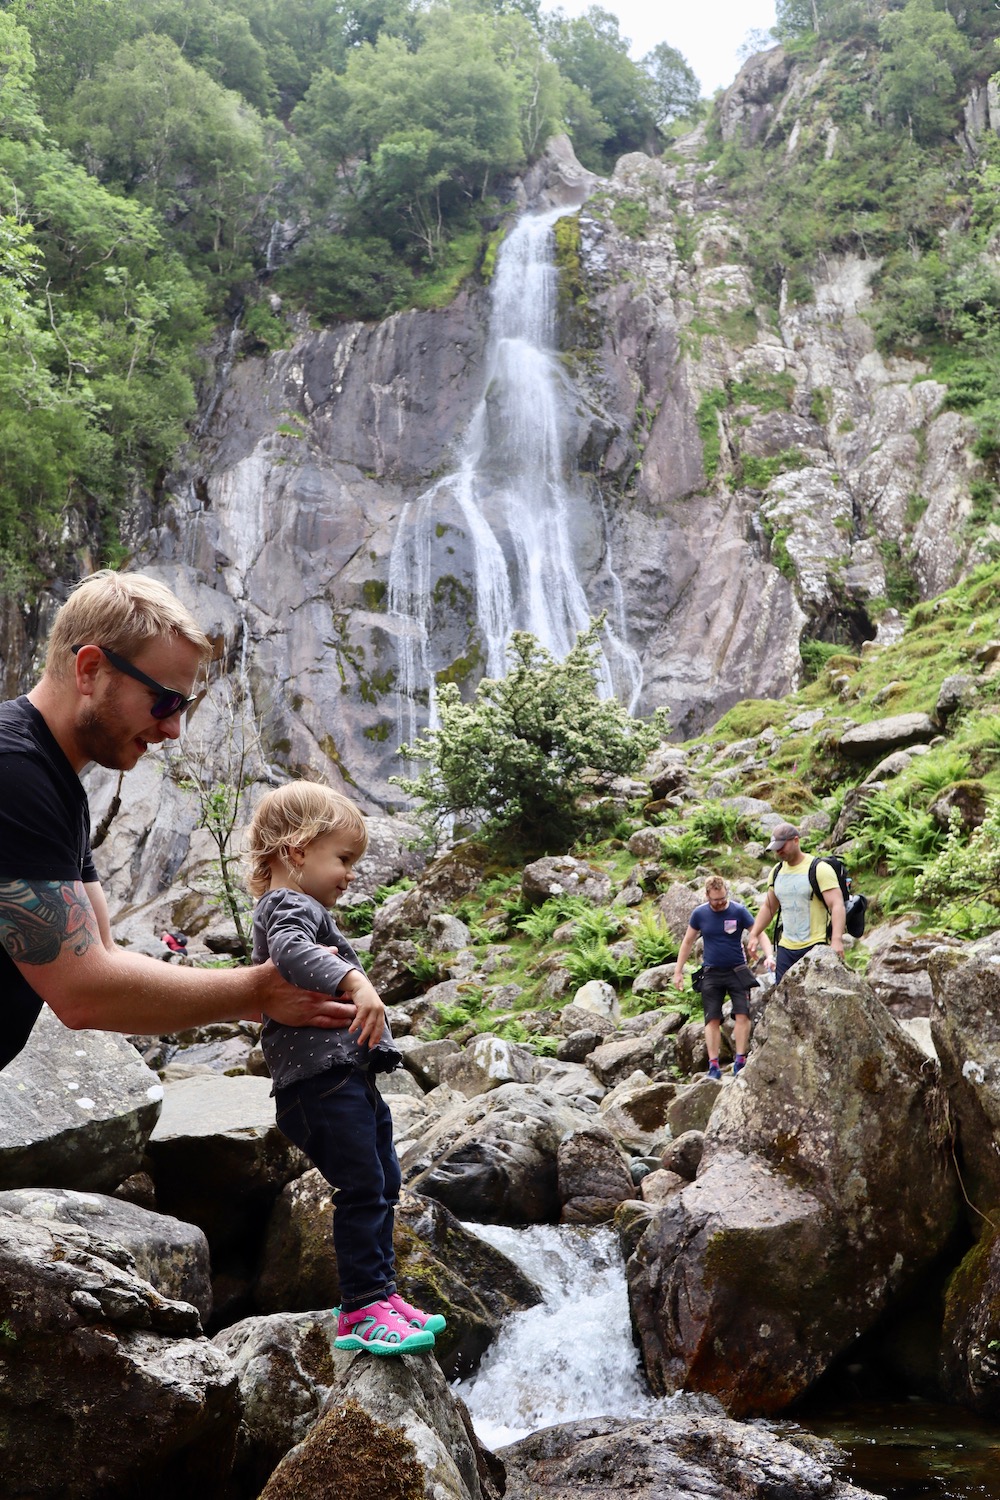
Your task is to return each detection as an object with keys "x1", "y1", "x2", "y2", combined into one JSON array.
[
  {"x1": 696, "y1": 387, "x2": 728, "y2": 484},
  {"x1": 318, "y1": 734, "x2": 358, "y2": 787},
  {"x1": 712, "y1": 698, "x2": 786, "y2": 738},
  {"x1": 800, "y1": 639, "x2": 844, "y2": 682},
  {"x1": 363, "y1": 722, "x2": 391, "y2": 742},
  {"x1": 738, "y1": 448, "x2": 807, "y2": 491},
  {"x1": 810, "y1": 386, "x2": 832, "y2": 424},
  {"x1": 435, "y1": 644, "x2": 484, "y2": 688},
  {"x1": 362, "y1": 579, "x2": 387, "y2": 610},
  {"x1": 358, "y1": 667, "x2": 396, "y2": 705},
  {"x1": 553, "y1": 212, "x2": 586, "y2": 313},
  {"x1": 732, "y1": 370, "x2": 796, "y2": 414},
  {"x1": 611, "y1": 199, "x2": 650, "y2": 239},
  {"x1": 431, "y1": 574, "x2": 473, "y2": 611}
]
